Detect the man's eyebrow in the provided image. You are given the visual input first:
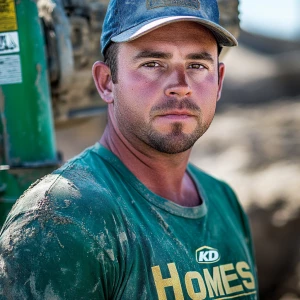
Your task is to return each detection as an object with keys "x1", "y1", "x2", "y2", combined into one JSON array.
[
  {"x1": 132, "y1": 50, "x2": 215, "y2": 63},
  {"x1": 186, "y1": 52, "x2": 214, "y2": 63},
  {"x1": 133, "y1": 50, "x2": 172, "y2": 61}
]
